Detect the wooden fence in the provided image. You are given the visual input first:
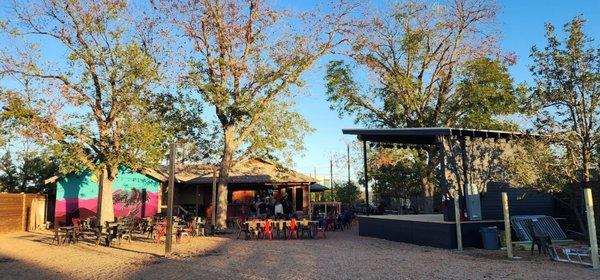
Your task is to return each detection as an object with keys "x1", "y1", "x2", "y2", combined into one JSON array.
[{"x1": 0, "y1": 193, "x2": 46, "y2": 234}]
